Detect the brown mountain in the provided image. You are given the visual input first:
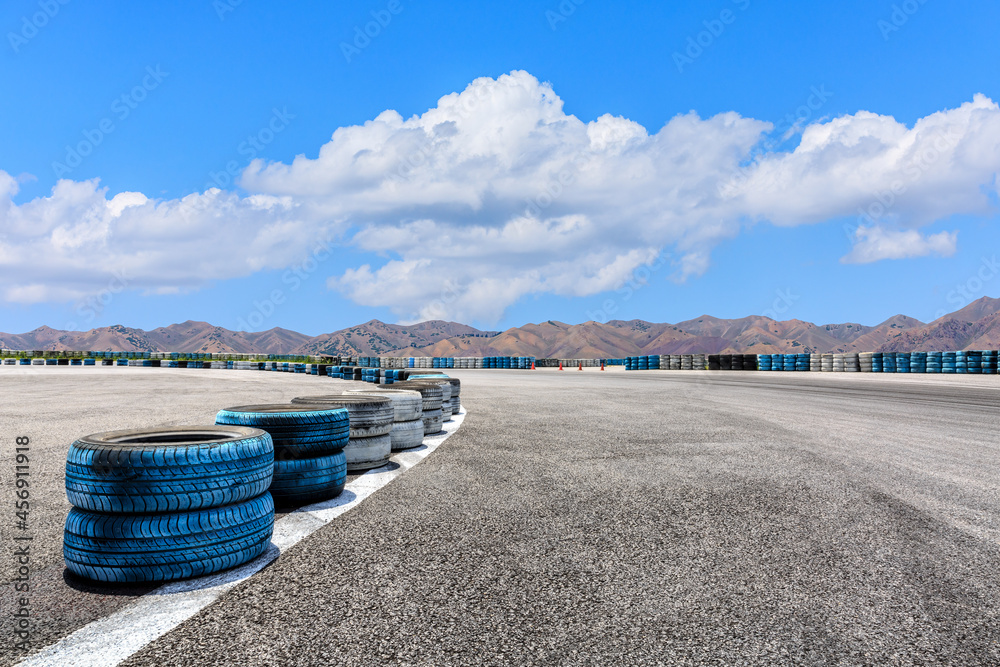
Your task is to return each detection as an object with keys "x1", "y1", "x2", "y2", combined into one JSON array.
[{"x1": 4, "y1": 297, "x2": 1000, "y2": 357}]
